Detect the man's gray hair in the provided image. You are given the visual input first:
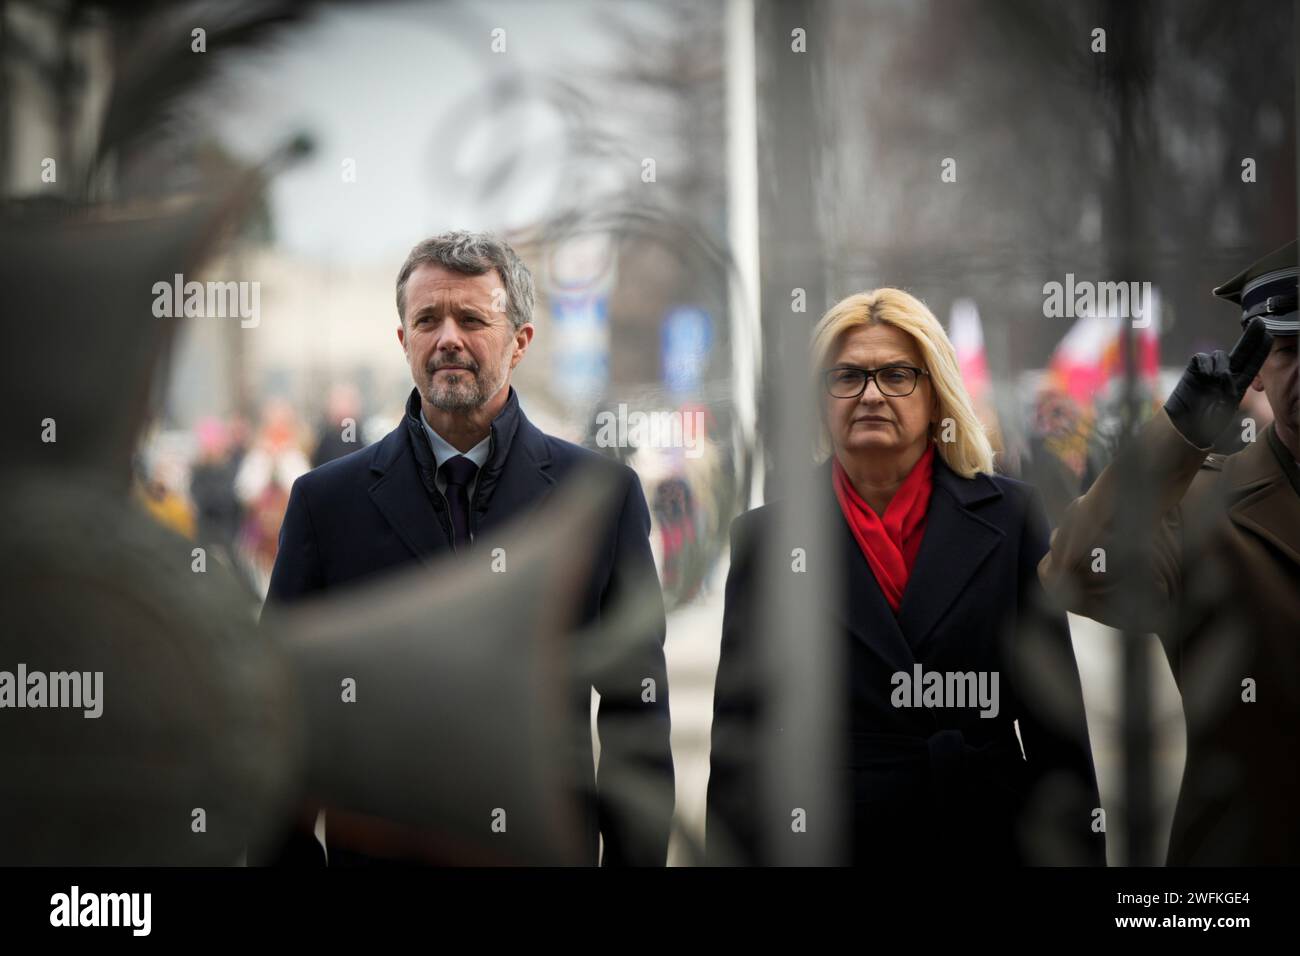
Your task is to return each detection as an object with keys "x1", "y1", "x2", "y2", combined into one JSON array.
[{"x1": 395, "y1": 231, "x2": 535, "y2": 330}]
